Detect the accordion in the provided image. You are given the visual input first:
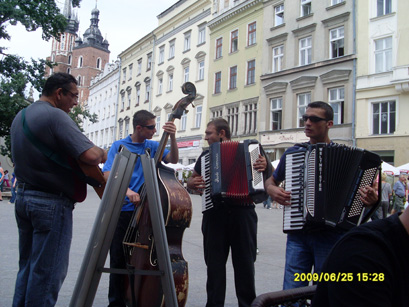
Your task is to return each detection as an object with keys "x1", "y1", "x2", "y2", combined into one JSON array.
[
  {"x1": 201, "y1": 139, "x2": 267, "y2": 212},
  {"x1": 283, "y1": 143, "x2": 381, "y2": 233}
]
